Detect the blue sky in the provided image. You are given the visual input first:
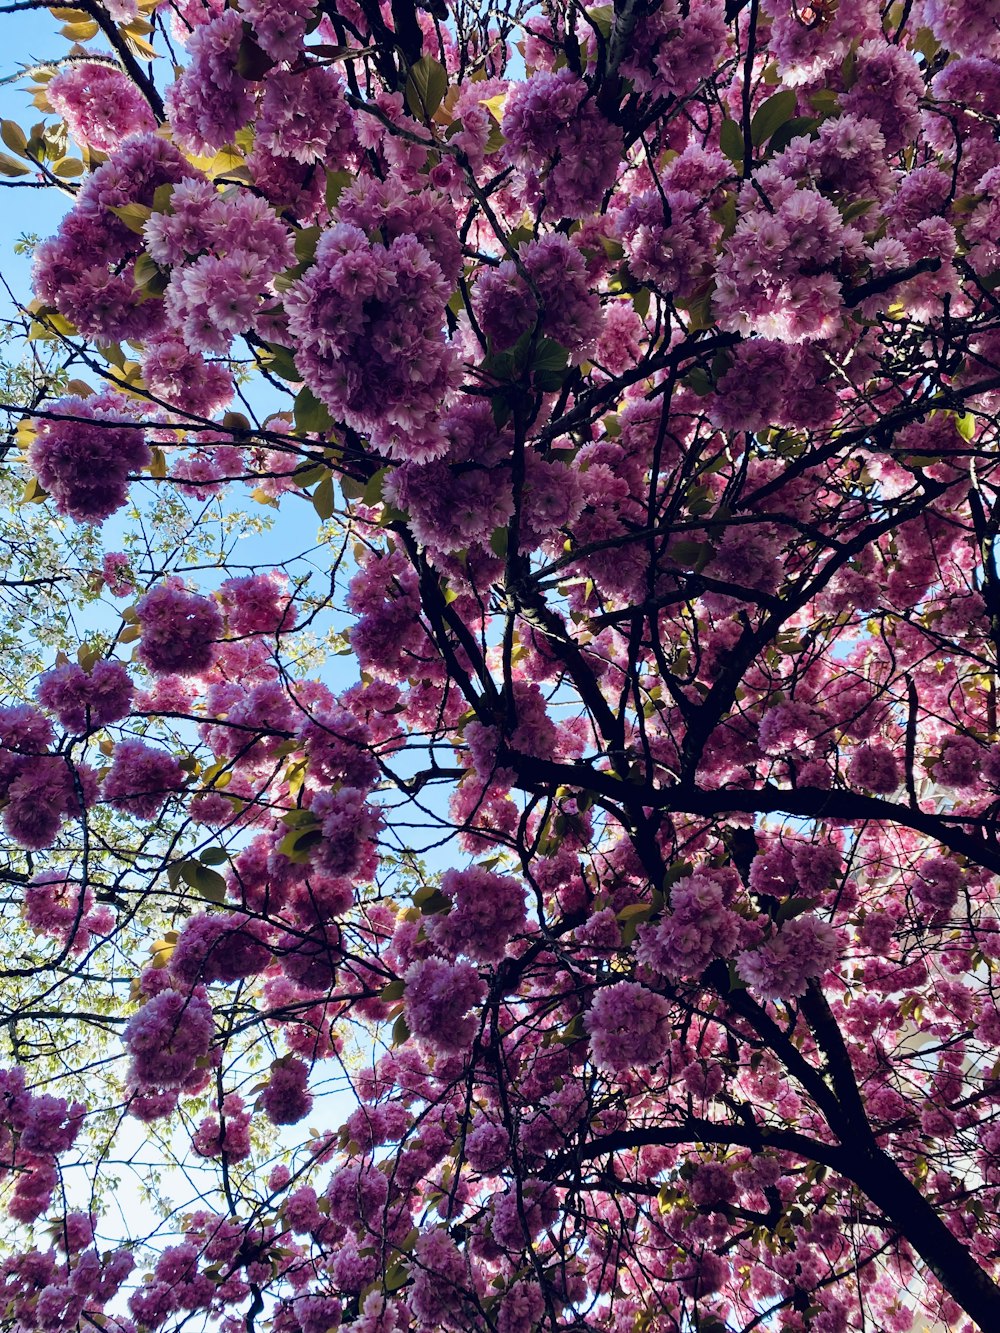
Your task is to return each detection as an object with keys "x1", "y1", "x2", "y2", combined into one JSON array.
[{"x1": 1, "y1": 7, "x2": 75, "y2": 308}]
